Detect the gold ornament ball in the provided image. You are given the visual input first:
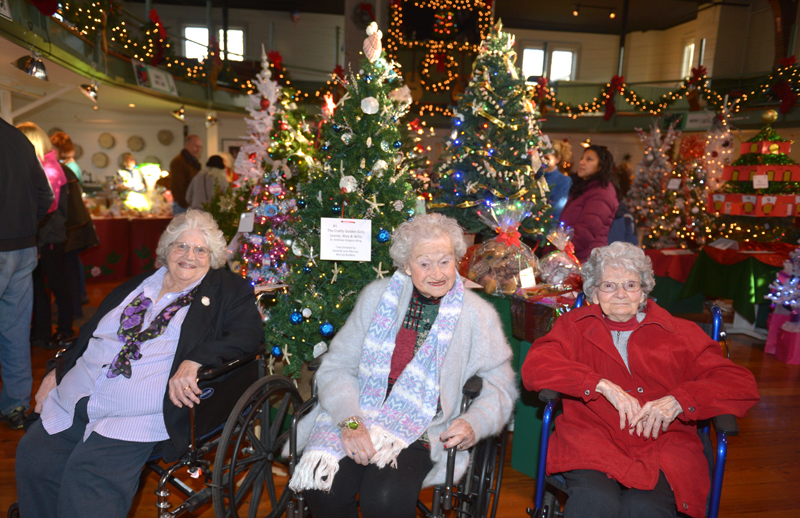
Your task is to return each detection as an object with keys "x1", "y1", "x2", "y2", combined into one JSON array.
[{"x1": 762, "y1": 109, "x2": 779, "y2": 124}]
